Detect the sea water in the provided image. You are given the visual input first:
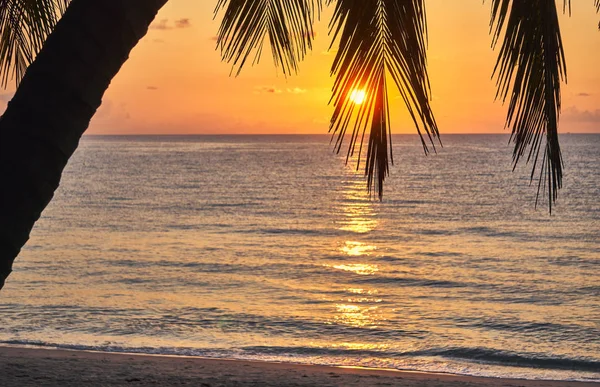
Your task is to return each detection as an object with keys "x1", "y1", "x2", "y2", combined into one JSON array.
[{"x1": 1, "y1": 134, "x2": 599, "y2": 381}]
